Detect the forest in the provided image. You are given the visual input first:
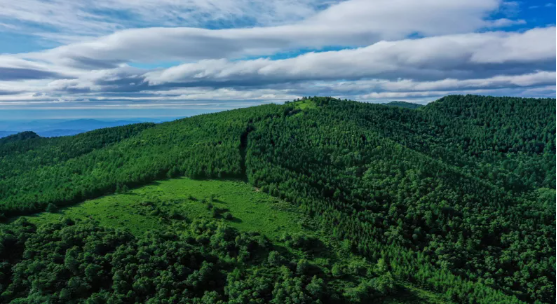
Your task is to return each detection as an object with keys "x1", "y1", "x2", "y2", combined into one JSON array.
[{"x1": 0, "y1": 95, "x2": 555, "y2": 303}]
